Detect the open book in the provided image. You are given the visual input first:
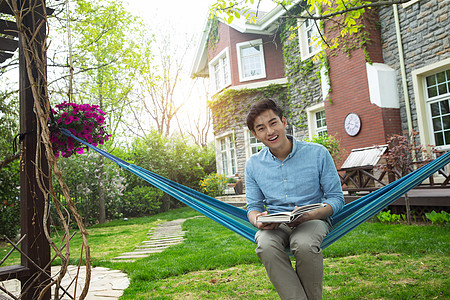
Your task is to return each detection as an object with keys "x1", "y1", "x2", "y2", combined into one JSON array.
[{"x1": 257, "y1": 203, "x2": 326, "y2": 223}]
